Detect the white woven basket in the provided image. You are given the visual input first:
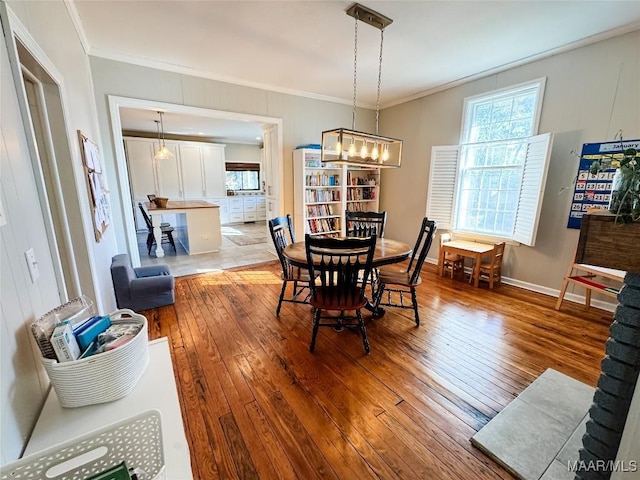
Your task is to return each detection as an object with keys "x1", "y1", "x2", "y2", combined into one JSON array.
[
  {"x1": 42, "y1": 309, "x2": 149, "y2": 408},
  {"x1": 0, "y1": 409, "x2": 165, "y2": 480}
]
